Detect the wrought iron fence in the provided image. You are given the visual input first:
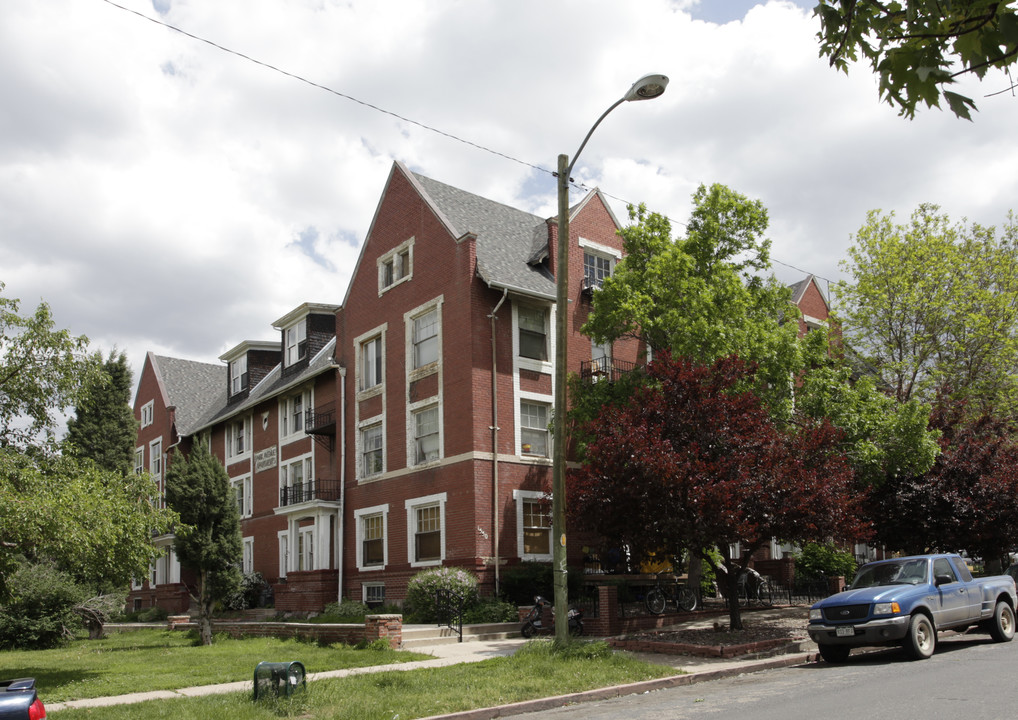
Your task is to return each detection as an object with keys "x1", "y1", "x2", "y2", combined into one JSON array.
[{"x1": 279, "y1": 478, "x2": 340, "y2": 506}]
